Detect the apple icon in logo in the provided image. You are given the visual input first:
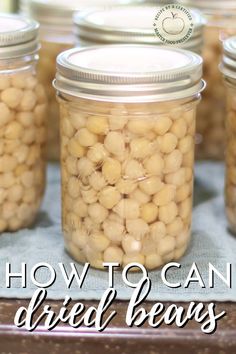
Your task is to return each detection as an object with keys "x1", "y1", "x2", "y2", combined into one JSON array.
[{"x1": 162, "y1": 12, "x2": 185, "y2": 35}]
